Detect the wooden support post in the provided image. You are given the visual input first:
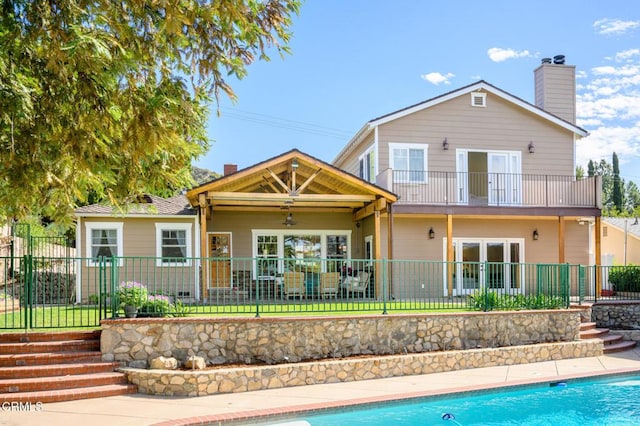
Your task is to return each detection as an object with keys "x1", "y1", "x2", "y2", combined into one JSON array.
[
  {"x1": 446, "y1": 214, "x2": 454, "y2": 297},
  {"x1": 558, "y1": 216, "x2": 565, "y2": 264},
  {"x1": 374, "y1": 210, "x2": 381, "y2": 299},
  {"x1": 199, "y1": 194, "x2": 208, "y2": 300}
]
